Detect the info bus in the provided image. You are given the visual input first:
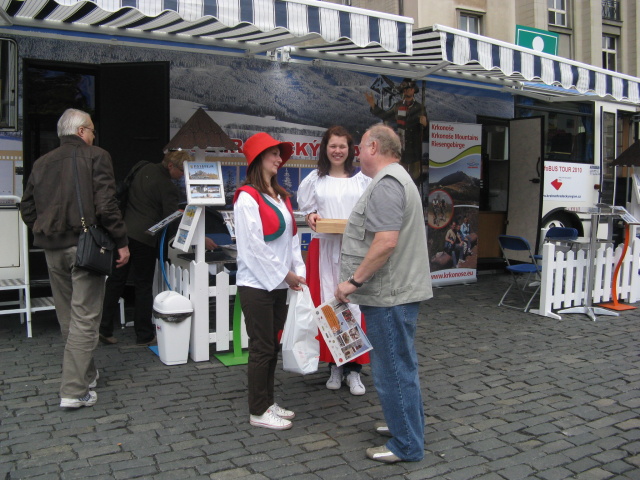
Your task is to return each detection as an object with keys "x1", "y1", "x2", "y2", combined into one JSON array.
[{"x1": 482, "y1": 92, "x2": 639, "y2": 254}]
